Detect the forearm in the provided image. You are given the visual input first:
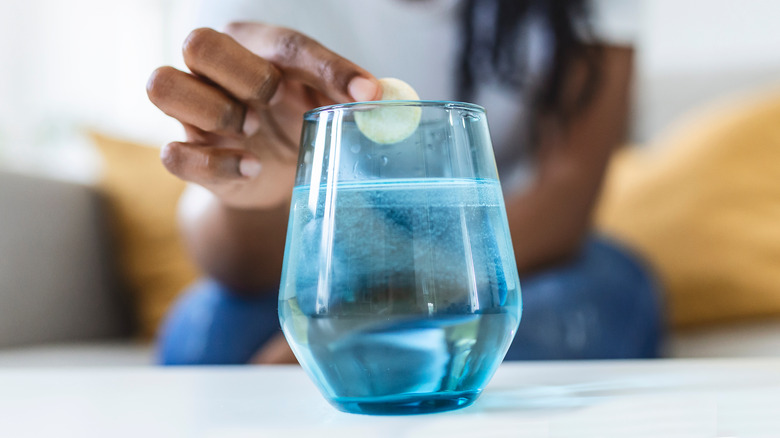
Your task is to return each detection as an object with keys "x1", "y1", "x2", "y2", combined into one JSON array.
[
  {"x1": 505, "y1": 151, "x2": 610, "y2": 274},
  {"x1": 506, "y1": 45, "x2": 633, "y2": 274},
  {"x1": 179, "y1": 185, "x2": 290, "y2": 294}
]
